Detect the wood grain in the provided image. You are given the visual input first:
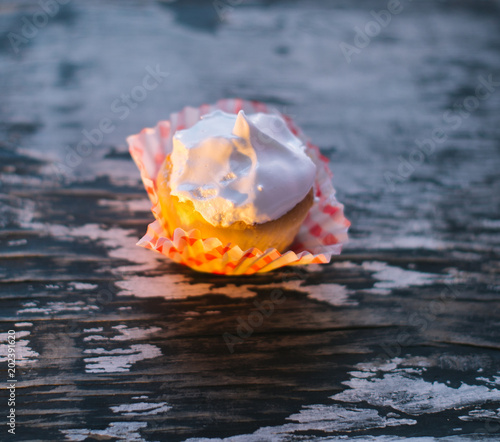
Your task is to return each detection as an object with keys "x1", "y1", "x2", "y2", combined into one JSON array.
[{"x1": 1, "y1": 0, "x2": 499, "y2": 441}]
